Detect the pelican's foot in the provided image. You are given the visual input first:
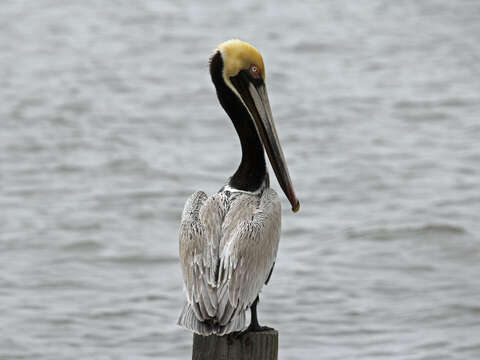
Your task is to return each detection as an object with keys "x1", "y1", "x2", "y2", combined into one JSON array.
[
  {"x1": 234, "y1": 324, "x2": 274, "y2": 339},
  {"x1": 246, "y1": 324, "x2": 274, "y2": 333}
]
